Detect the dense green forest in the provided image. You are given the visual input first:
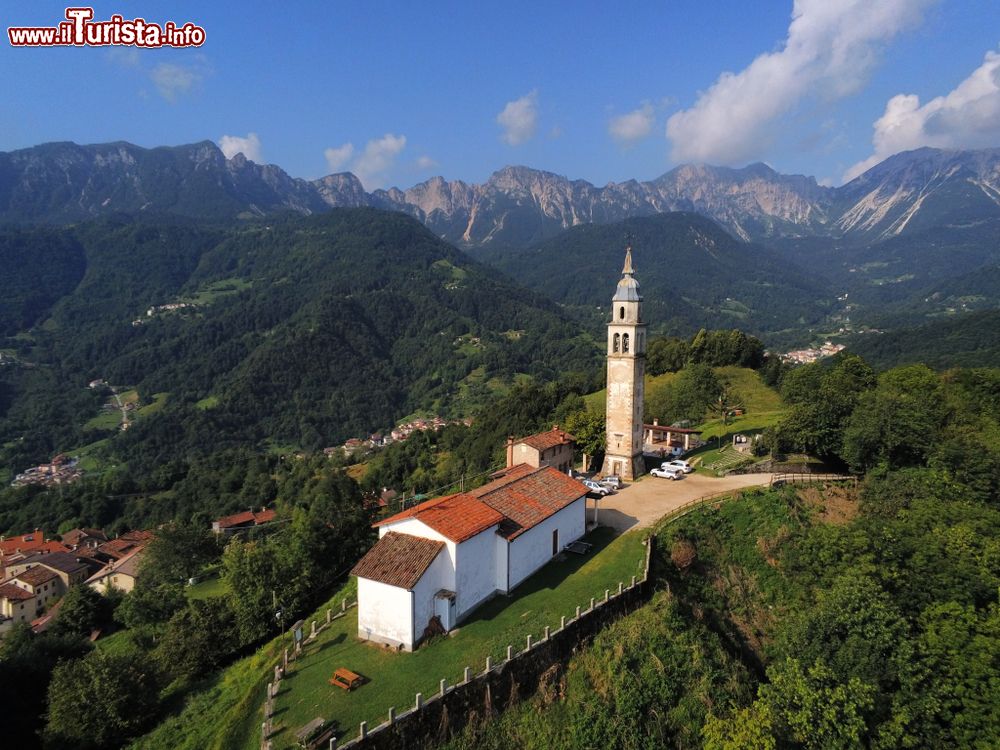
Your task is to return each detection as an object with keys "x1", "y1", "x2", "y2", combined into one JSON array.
[
  {"x1": 0, "y1": 209, "x2": 604, "y2": 527},
  {"x1": 476, "y1": 213, "x2": 834, "y2": 336},
  {"x1": 847, "y1": 308, "x2": 1000, "y2": 370}
]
